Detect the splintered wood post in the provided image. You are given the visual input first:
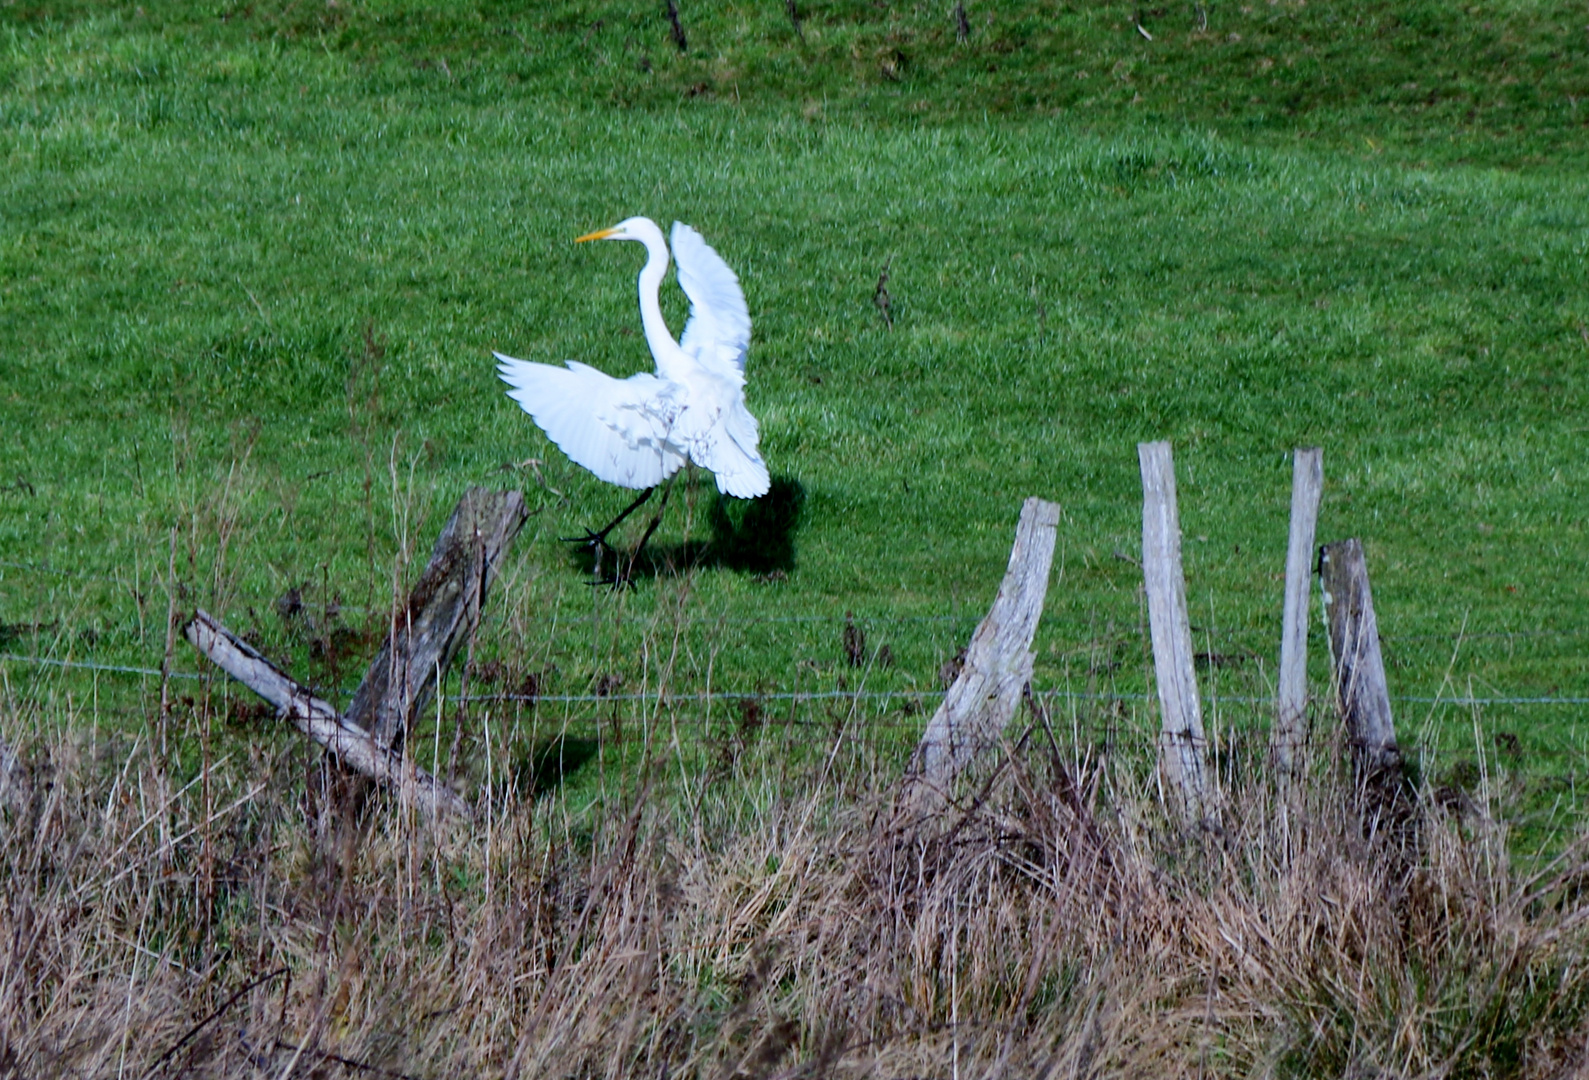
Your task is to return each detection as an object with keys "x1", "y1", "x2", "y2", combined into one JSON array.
[
  {"x1": 1320, "y1": 539, "x2": 1401, "y2": 780},
  {"x1": 184, "y1": 610, "x2": 471, "y2": 819},
  {"x1": 347, "y1": 487, "x2": 528, "y2": 751},
  {"x1": 182, "y1": 486, "x2": 528, "y2": 821},
  {"x1": 1138, "y1": 442, "x2": 1214, "y2": 829},
  {"x1": 1272, "y1": 447, "x2": 1323, "y2": 777},
  {"x1": 910, "y1": 497, "x2": 1060, "y2": 799}
]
